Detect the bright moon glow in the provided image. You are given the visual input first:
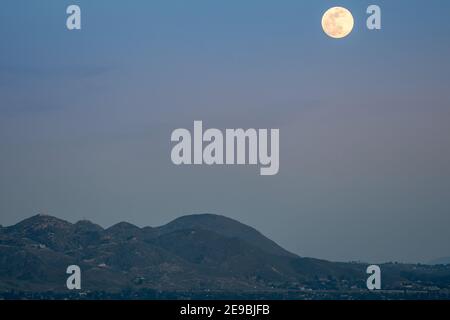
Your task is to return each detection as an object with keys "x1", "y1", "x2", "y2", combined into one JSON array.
[{"x1": 322, "y1": 7, "x2": 354, "y2": 39}]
